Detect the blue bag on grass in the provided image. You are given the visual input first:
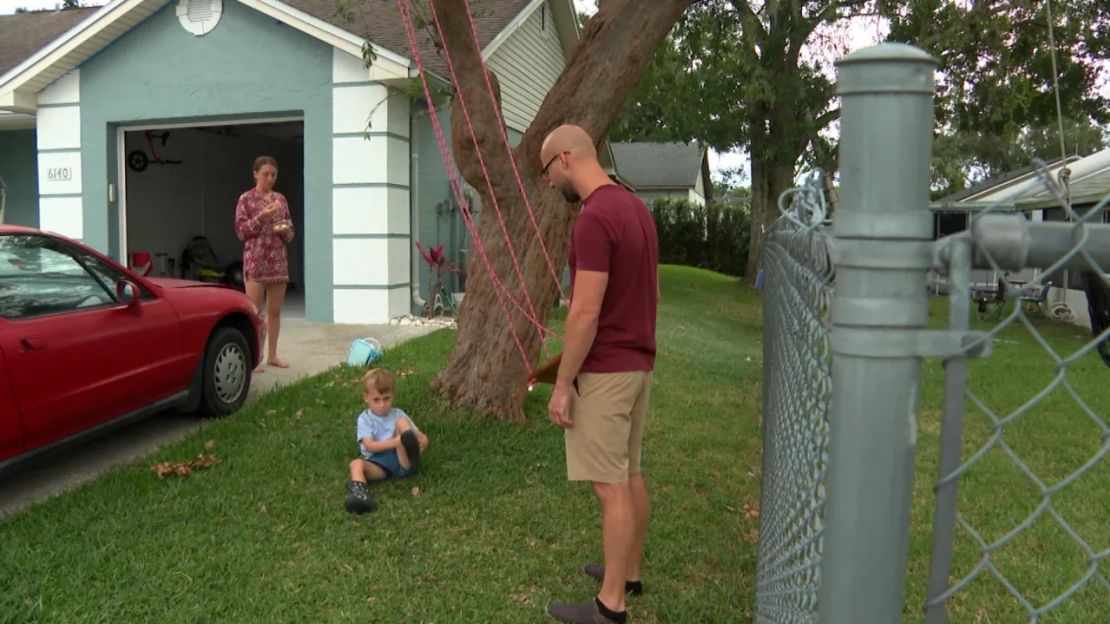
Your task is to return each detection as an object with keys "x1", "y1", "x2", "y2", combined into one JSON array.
[{"x1": 346, "y1": 337, "x2": 382, "y2": 366}]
